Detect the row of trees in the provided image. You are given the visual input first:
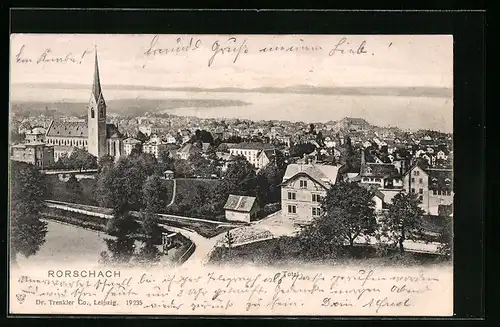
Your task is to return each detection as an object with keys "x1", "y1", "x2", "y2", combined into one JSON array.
[
  {"x1": 54, "y1": 148, "x2": 98, "y2": 171},
  {"x1": 298, "y1": 182, "x2": 451, "y2": 259}
]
